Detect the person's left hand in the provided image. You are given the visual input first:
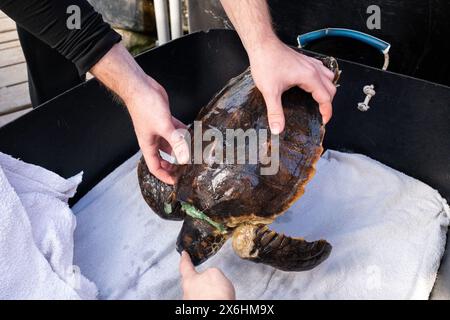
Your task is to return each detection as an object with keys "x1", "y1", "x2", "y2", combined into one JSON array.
[{"x1": 179, "y1": 251, "x2": 236, "y2": 300}]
